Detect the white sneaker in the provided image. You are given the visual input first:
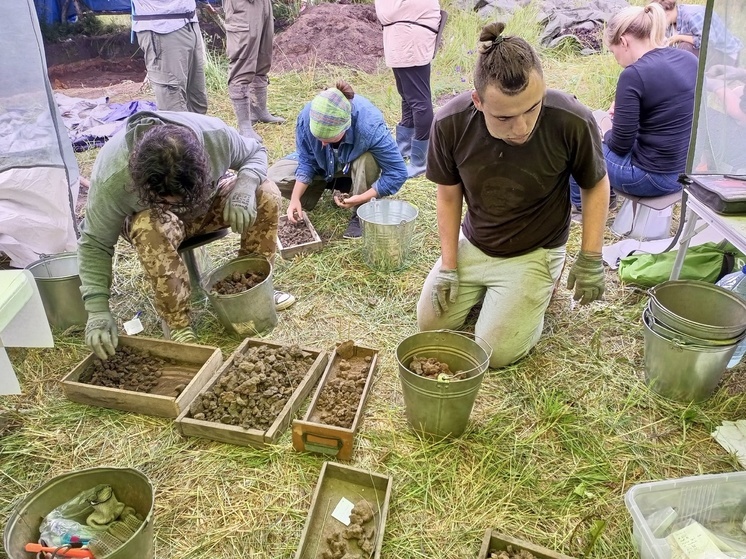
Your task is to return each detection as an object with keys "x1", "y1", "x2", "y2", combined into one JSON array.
[{"x1": 274, "y1": 290, "x2": 296, "y2": 311}]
